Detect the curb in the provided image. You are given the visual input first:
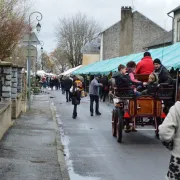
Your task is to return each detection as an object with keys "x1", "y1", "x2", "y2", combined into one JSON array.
[{"x1": 50, "y1": 101, "x2": 70, "y2": 180}]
